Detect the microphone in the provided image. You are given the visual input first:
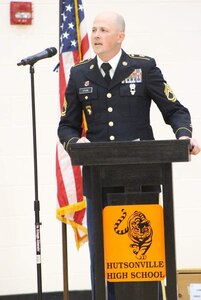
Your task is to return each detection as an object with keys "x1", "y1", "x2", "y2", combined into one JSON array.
[{"x1": 17, "y1": 47, "x2": 57, "y2": 66}]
